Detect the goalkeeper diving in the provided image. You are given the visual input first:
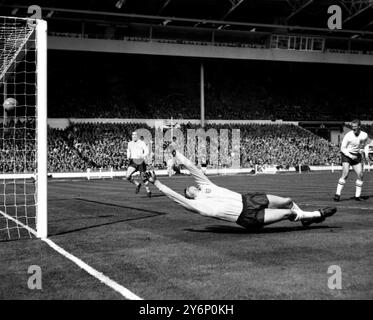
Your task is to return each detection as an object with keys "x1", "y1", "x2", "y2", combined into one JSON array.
[{"x1": 144, "y1": 148, "x2": 337, "y2": 230}]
